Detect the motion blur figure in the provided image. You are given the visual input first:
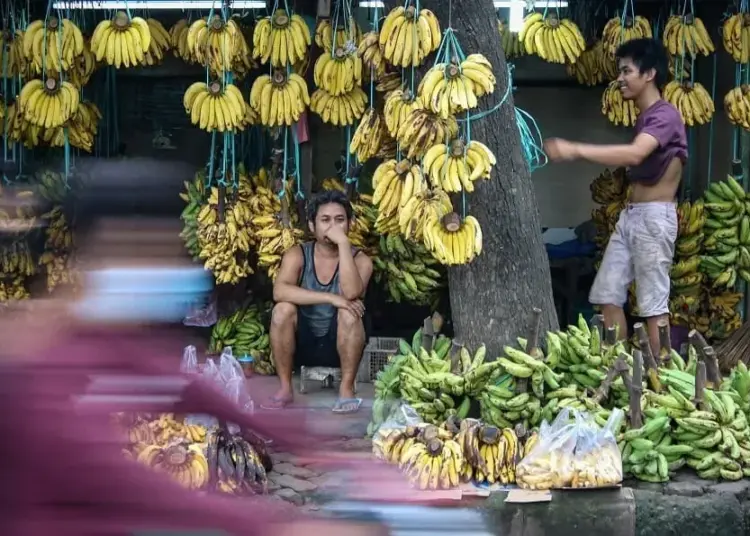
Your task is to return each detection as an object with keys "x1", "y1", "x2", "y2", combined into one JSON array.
[{"x1": 0, "y1": 160, "x2": 389, "y2": 536}]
